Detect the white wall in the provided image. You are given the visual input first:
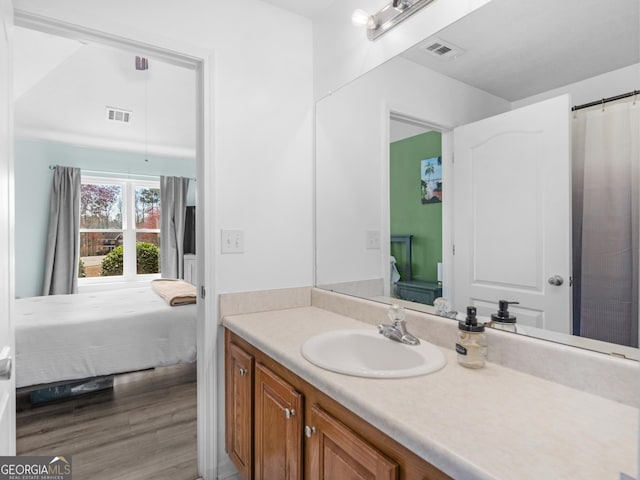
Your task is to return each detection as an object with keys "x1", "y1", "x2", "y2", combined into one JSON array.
[
  {"x1": 316, "y1": 56, "x2": 510, "y2": 287},
  {"x1": 211, "y1": 2, "x2": 313, "y2": 295},
  {"x1": 15, "y1": 0, "x2": 314, "y2": 295},
  {"x1": 13, "y1": 2, "x2": 313, "y2": 479},
  {"x1": 312, "y1": 0, "x2": 491, "y2": 100}
]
